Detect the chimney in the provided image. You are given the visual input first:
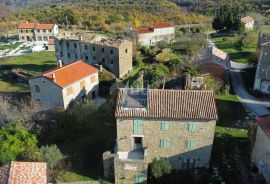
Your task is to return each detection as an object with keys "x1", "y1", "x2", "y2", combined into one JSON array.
[
  {"x1": 58, "y1": 60, "x2": 63, "y2": 68},
  {"x1": 78, "y1": 34, "x2": 83, "y2": 41},
  {"x1": 52, "y1": 73, "x2": 56, "y2": 82}
]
